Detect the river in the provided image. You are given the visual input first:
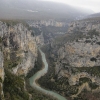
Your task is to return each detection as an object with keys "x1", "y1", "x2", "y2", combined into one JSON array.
[{"x1": 29, "y1": 49, "x2": 67, "y2": 100}]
